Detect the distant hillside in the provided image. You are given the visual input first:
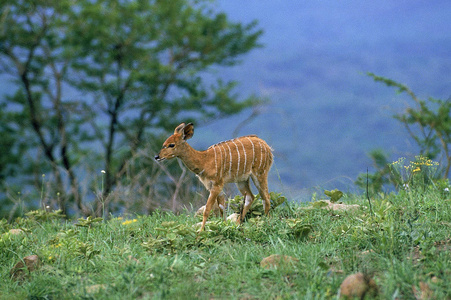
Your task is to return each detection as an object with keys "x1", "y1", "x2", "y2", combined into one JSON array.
[{"x1": 195, "y1": 0, "x2": 451, "y2": 198}]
